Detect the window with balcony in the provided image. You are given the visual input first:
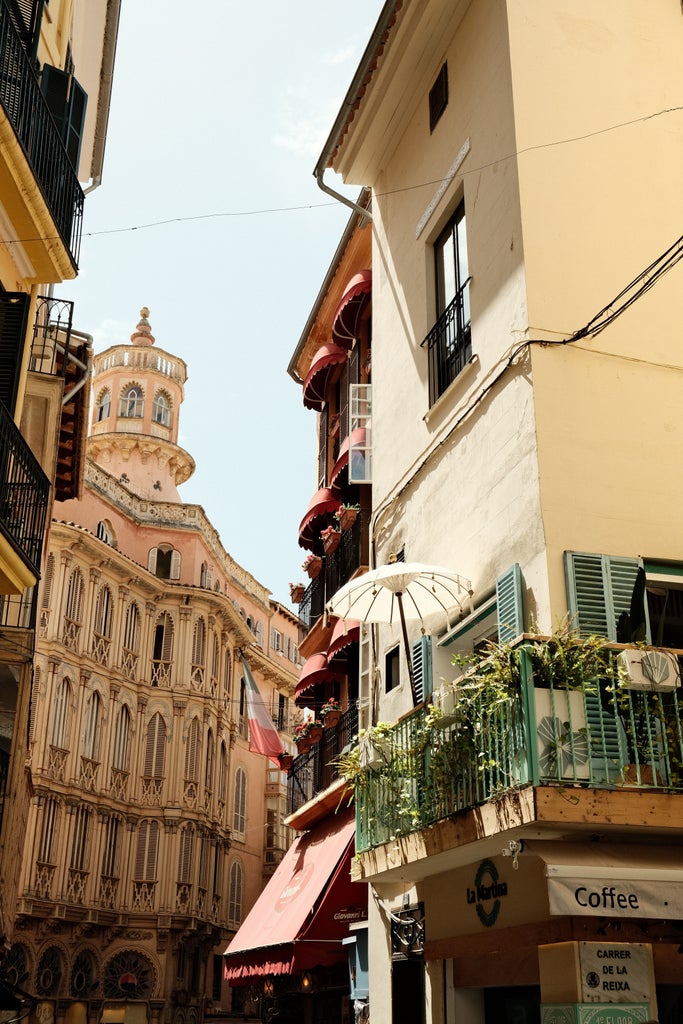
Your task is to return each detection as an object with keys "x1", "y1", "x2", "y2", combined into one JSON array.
[
  {"x1": 67, "y1": 805, "x2": 91, "y2": 903},
  {"x1": 151, "y1": 612, "x2": 174, "y2": 686},
  {"x1": 183, "y1": 717, "x2": 201, "y2": 808},
  {"x1": 62, "y1": 567, "x2": 84, "y2": 650},
  {"x1": 119, "y1": 384, "x2": 144, "y2": 418},
  {"x1": 100, "y1": 814, "x2": 121, "y2": 909},
  {"x1": 92, "y1": 585, "x2": 113, "y2": 664},
  {"x1": 424, "y1": 201, "x2": 471, "y2": 405},
  {"x1": 122, "y1": 602, "x2": 140, "y2": 681},
  {"x1": 142, "y1": 712, "x2": 166, "y2": 803},
  {"x1": 133, "y1": 820, "x2": 159, "y2": 910},
  {"x1": 191, "y1": 617, "x2": 206, "y2": 691}
]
